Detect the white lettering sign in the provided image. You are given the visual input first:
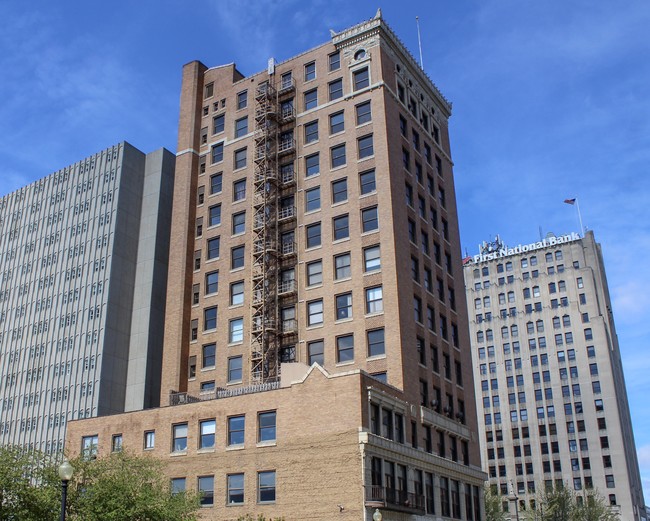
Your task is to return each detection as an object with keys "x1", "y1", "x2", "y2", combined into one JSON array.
[{"x1": 470, "y1": 232, "x2": 580, "y2": 264}]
